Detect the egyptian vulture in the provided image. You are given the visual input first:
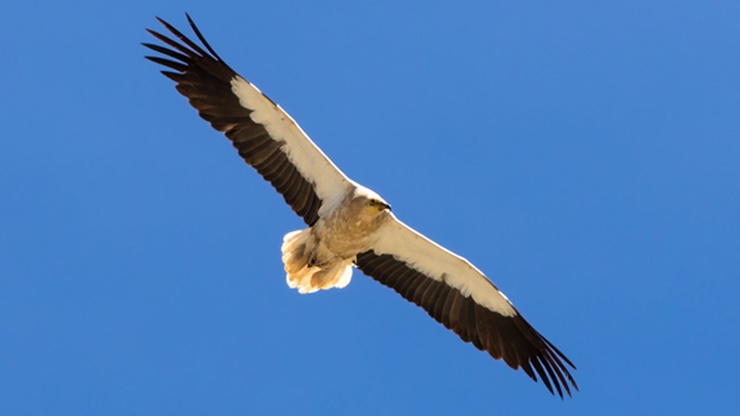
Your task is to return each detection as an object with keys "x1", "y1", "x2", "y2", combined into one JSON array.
[{"x1": 144, "y1": 15, "x2": 578, "y2": 397}]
